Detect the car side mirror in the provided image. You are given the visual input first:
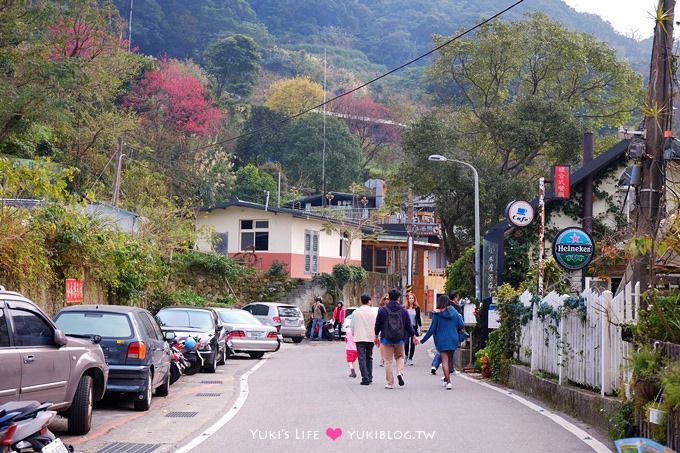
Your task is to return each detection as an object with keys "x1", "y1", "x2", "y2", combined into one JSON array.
[
  {"x1": 54, "y1": 329, "x2": 67, "y2": 346},
  {"x1": 164, "y1": 331, "x2": 176, "y2": 341}
]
